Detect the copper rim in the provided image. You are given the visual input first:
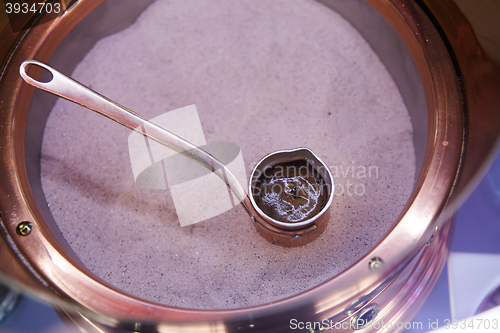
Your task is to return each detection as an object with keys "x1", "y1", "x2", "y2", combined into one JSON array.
[{"x1": 1, "y1": 0, "x2": 498, "y2": 331}]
